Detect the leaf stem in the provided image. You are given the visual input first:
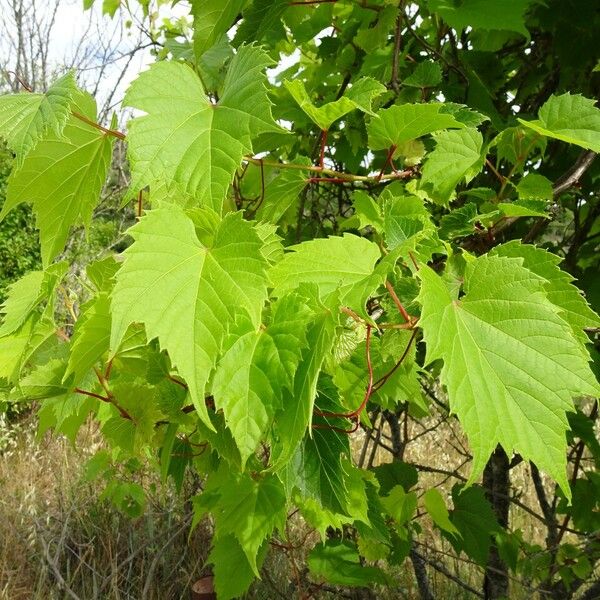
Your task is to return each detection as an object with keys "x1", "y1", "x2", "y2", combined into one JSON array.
[
  {"x1": 314, "y1": 324, "x2": 374, "y2": 420},
  {"x1": 372, "y1": 327, "x2": 418, "y2": 392},
  {"x1": 385, "y1": 280, "x2": 411, "y2": 322},
  {"x1": 377, "y1": 144, "x2": 398, "y2": 181},
  {"x1": 72, "y1": 111, "x2": 126, "y2": 140}
]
